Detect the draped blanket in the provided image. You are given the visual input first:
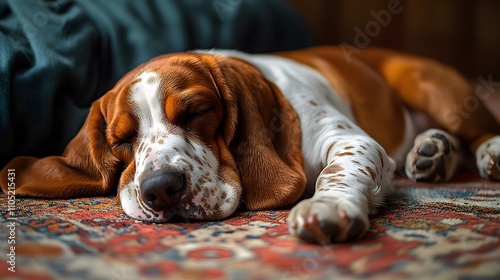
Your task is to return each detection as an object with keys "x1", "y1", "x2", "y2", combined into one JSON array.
[{"x1": 0, "y1": 0, "x2": 313, "y2": 166}]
